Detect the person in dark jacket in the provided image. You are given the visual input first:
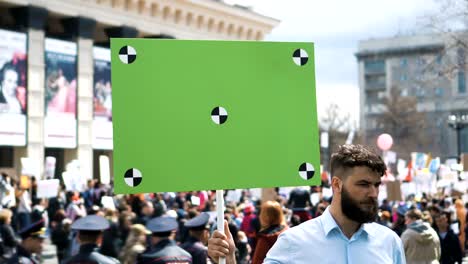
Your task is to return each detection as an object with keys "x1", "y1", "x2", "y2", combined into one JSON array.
[
  {"x1": 435, "y1": 210, "x2": 463, "y2": 264},
  {"x1": 137, "y1": 216, "x2": 192, "y2": 264},
  {"x1": 0, "y1": 209, "x2": 19, "y2": 261},
  {"x1": 62, "y1": 215, "x2": 120, "y2": 264},
  {"x1": 7, "y1": 219, "x2": 46, "y2": 264},
  {"x1": 181, "y1": 212, "x2": 210, "y2": 264}
]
